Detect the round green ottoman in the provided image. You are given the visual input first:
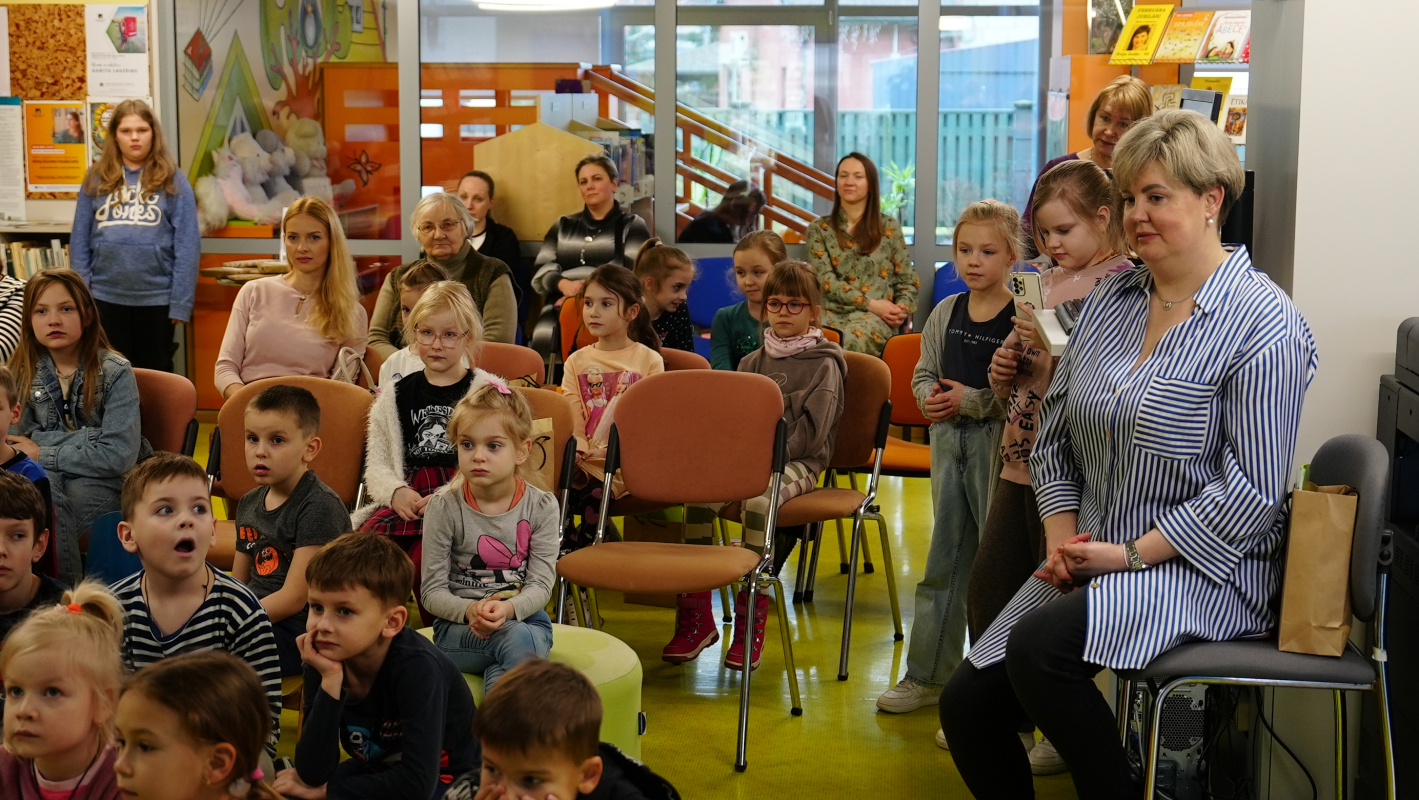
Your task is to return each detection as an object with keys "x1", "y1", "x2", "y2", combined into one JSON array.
[{"x1": 417, "y1": 623, "x2": 644, "y2": 758}]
